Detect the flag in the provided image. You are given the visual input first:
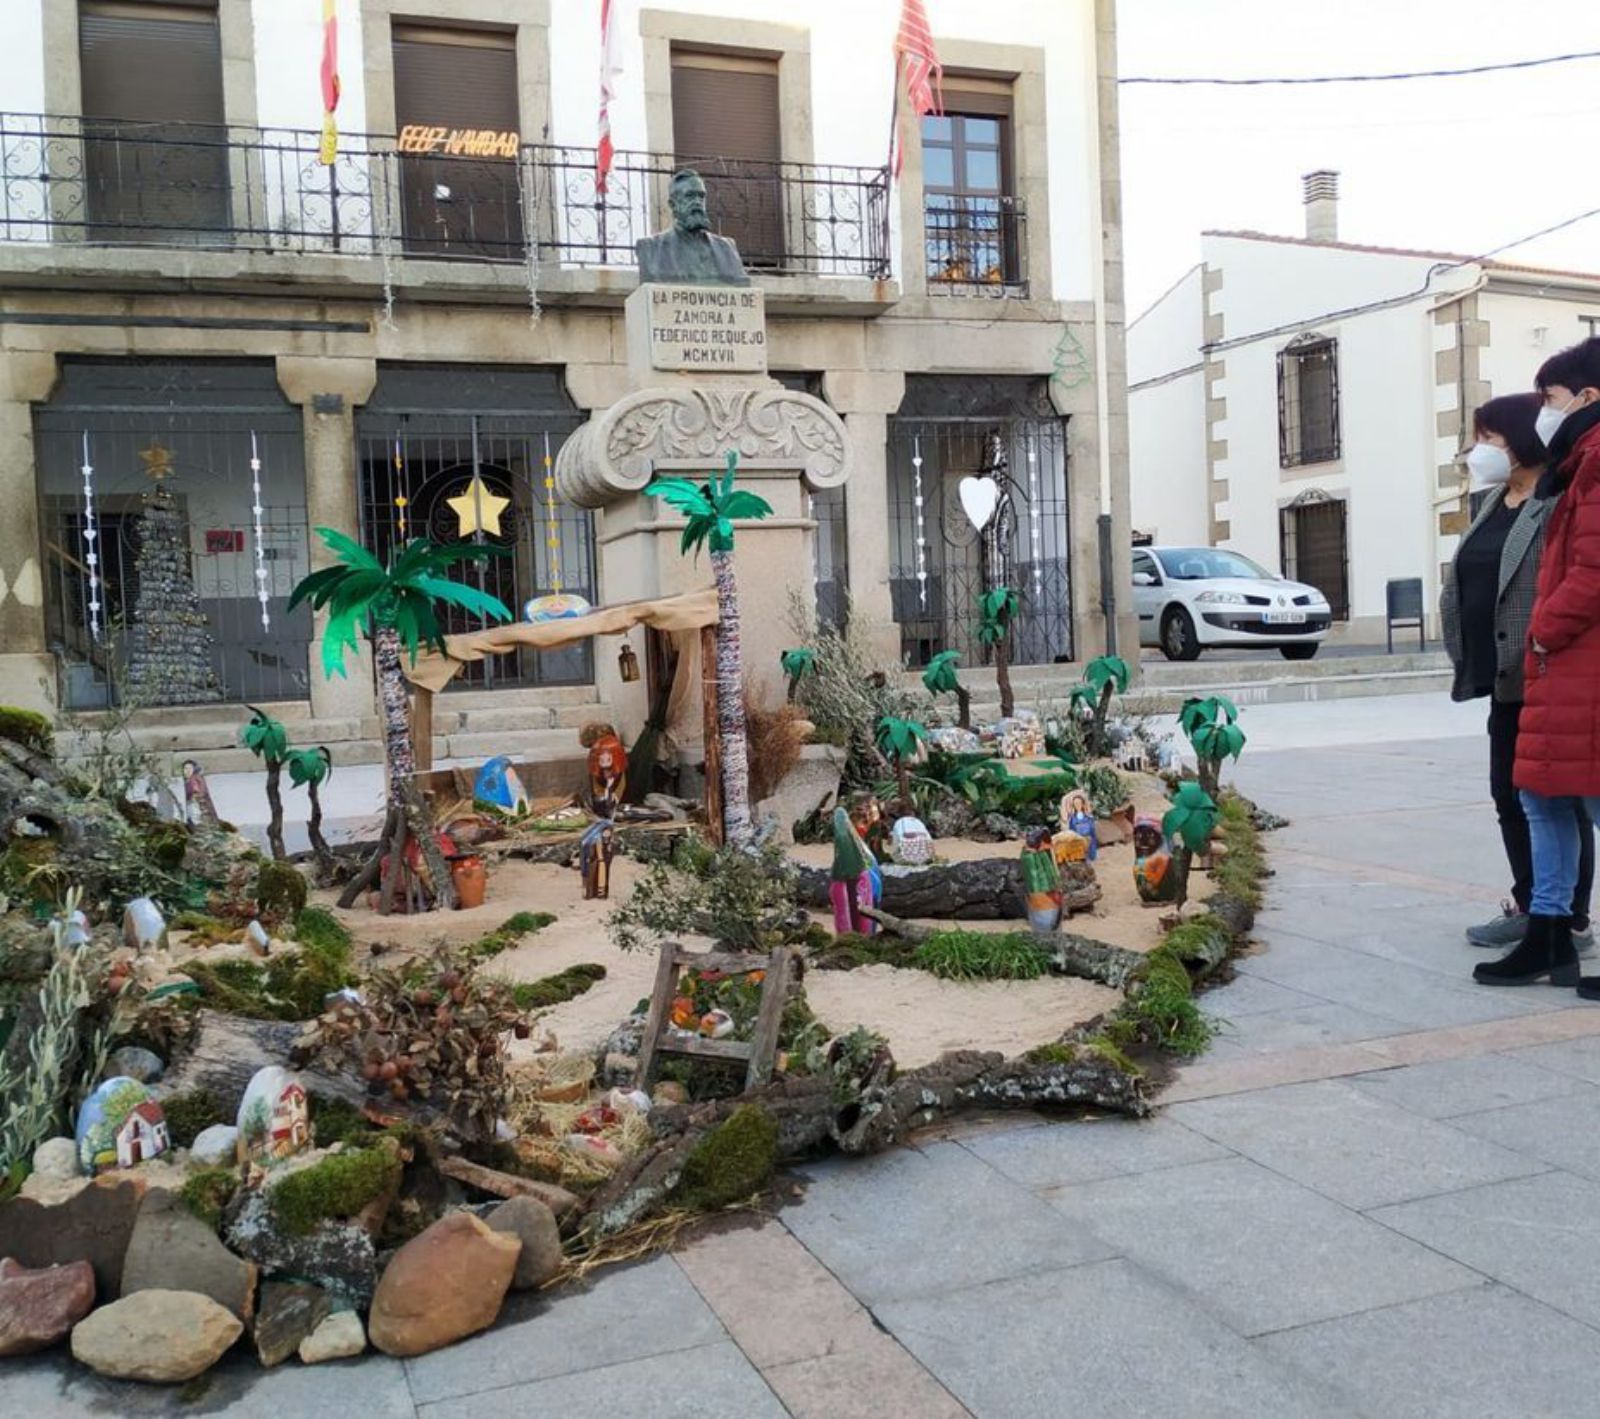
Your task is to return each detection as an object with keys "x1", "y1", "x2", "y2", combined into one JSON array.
[
  {"x1": 319, "y1": 0, "x2": 340, "y2": 166},
  {"x1": 596, "y1": 0, "x2": 622, "y2": 193},
  {"x1": 890, "y1": 0, "x2": 943, "y2": 178}
]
